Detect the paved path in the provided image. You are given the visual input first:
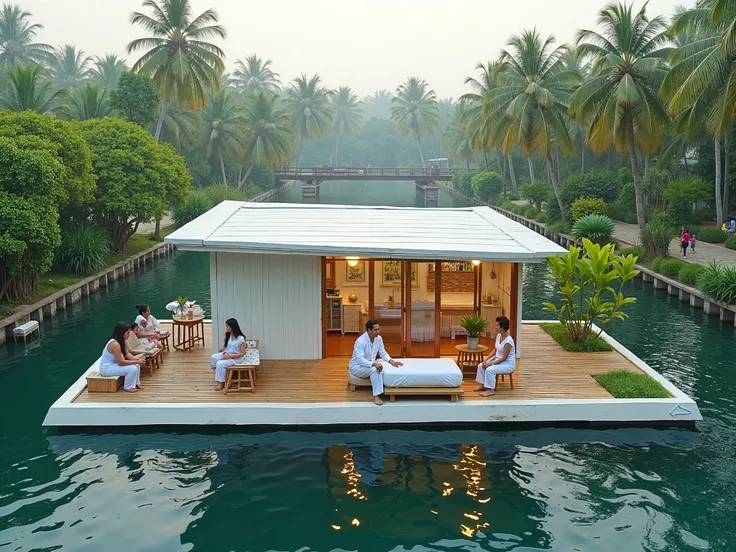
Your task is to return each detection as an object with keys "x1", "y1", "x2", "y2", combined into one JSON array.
[{"x1": 136, "y1": 214, "x2": 173, "y2": 235}]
